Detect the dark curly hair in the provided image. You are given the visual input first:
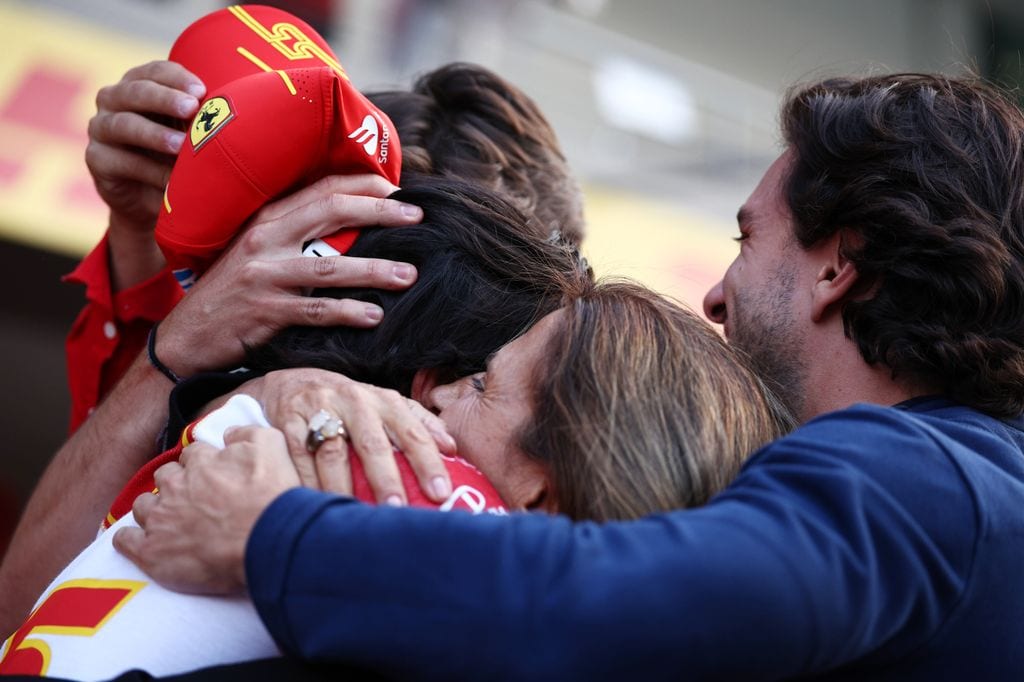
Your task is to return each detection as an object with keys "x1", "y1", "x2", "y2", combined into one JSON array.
[
  {"x1": 781, "y1": 74, "x2": 1024, "y2": 418},
  {"x1": 367, "y1": 63, "x2": 585, "y2": 244}
]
